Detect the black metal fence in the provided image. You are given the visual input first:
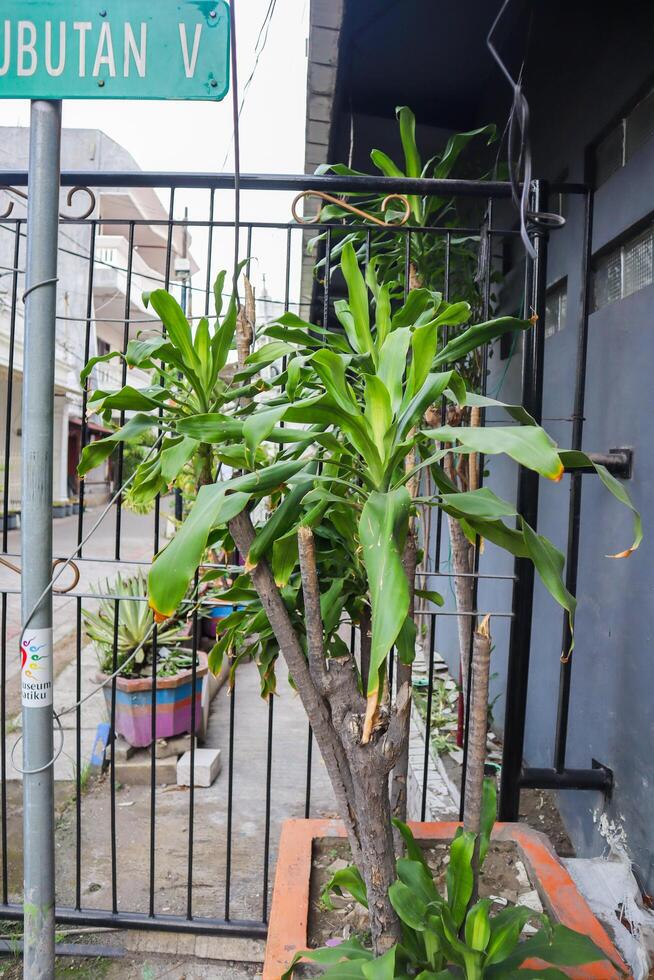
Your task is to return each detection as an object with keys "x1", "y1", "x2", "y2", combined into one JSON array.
[{"x1": 0, "y1": 170, "x2": 619, "y2": 938}]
